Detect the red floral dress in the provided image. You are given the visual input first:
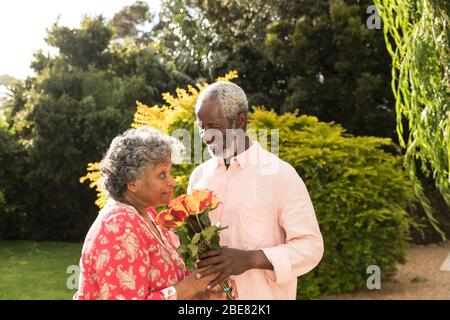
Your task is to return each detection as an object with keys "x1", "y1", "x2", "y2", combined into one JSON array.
[{"x1": 74, "y1": 199, "x2": 189, "y2": 300}]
